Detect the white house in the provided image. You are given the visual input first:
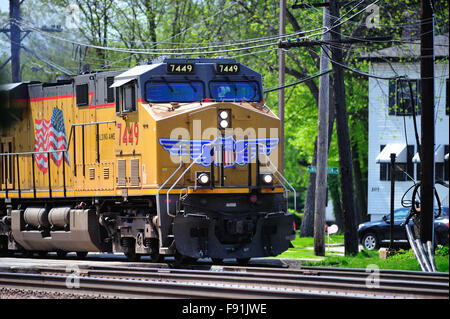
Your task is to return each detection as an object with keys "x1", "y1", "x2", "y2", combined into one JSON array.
[{"x1": 362, "y1": 34, "x2": 449, "y2": 221}]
